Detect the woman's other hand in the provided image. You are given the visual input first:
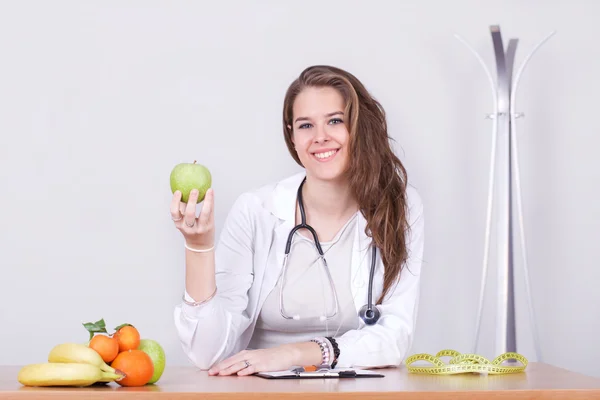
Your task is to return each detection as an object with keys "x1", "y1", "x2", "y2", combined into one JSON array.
[
  {"x1": 208, "y1": 347, "x2": 297, "y2": 376},
  {"x1": 170, "y1": 188, "x2": 215, "y2": 249},
  {"x1": 208, "y1": 342, "x2": 323, "y2": 376}
]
